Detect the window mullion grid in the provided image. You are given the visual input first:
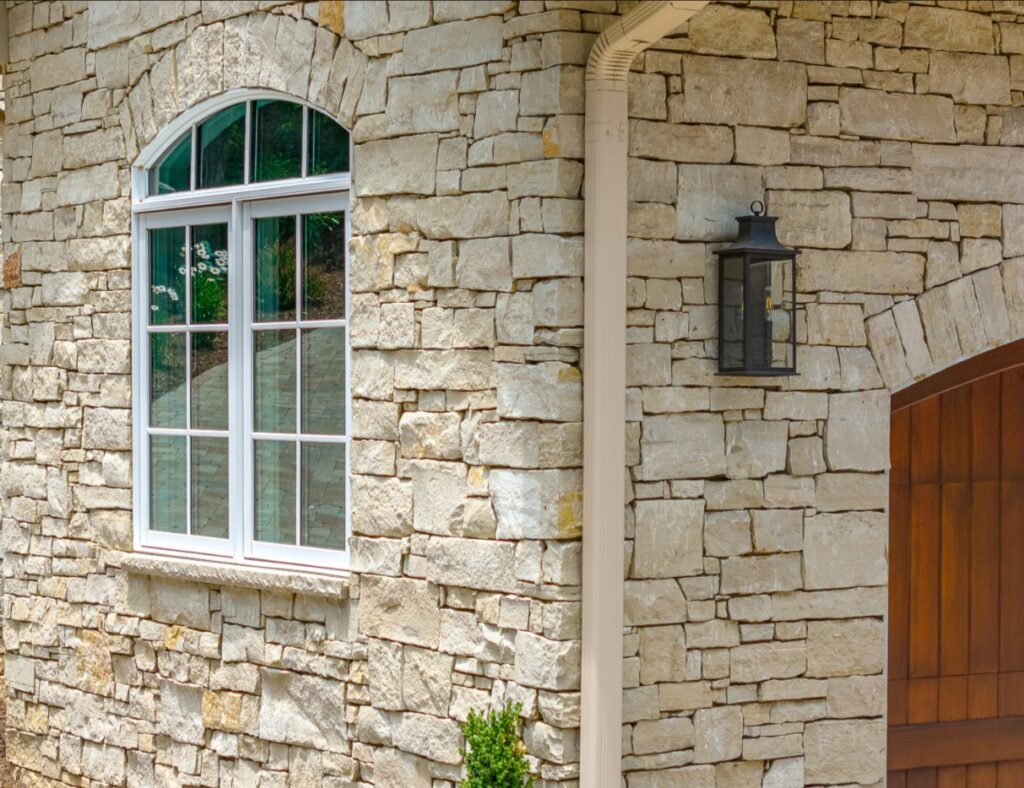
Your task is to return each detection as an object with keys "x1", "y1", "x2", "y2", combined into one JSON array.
[
  {"x1": 229, "y1": 200, "x2": 243, "y2": 561},
  {"x1": 294, "y1": 212, "x2": 303, "y2": 548},
  {"x1": 301, "y1": 106, "x2": 309, "y2": 179},
  {"x1": 184, "y1": 225, "x2": 193, "y2": 537}
]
